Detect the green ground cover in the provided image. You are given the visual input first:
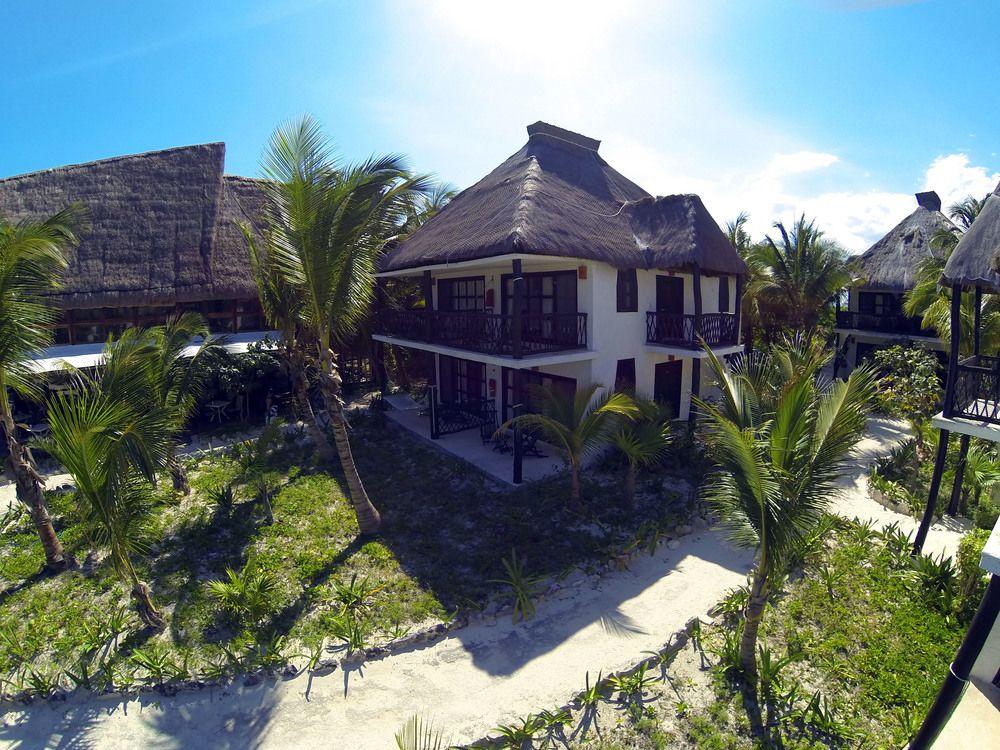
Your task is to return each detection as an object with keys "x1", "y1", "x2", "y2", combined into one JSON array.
[{"x1": 0, "y1": 413, "x2": 688, "y2": 698}]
